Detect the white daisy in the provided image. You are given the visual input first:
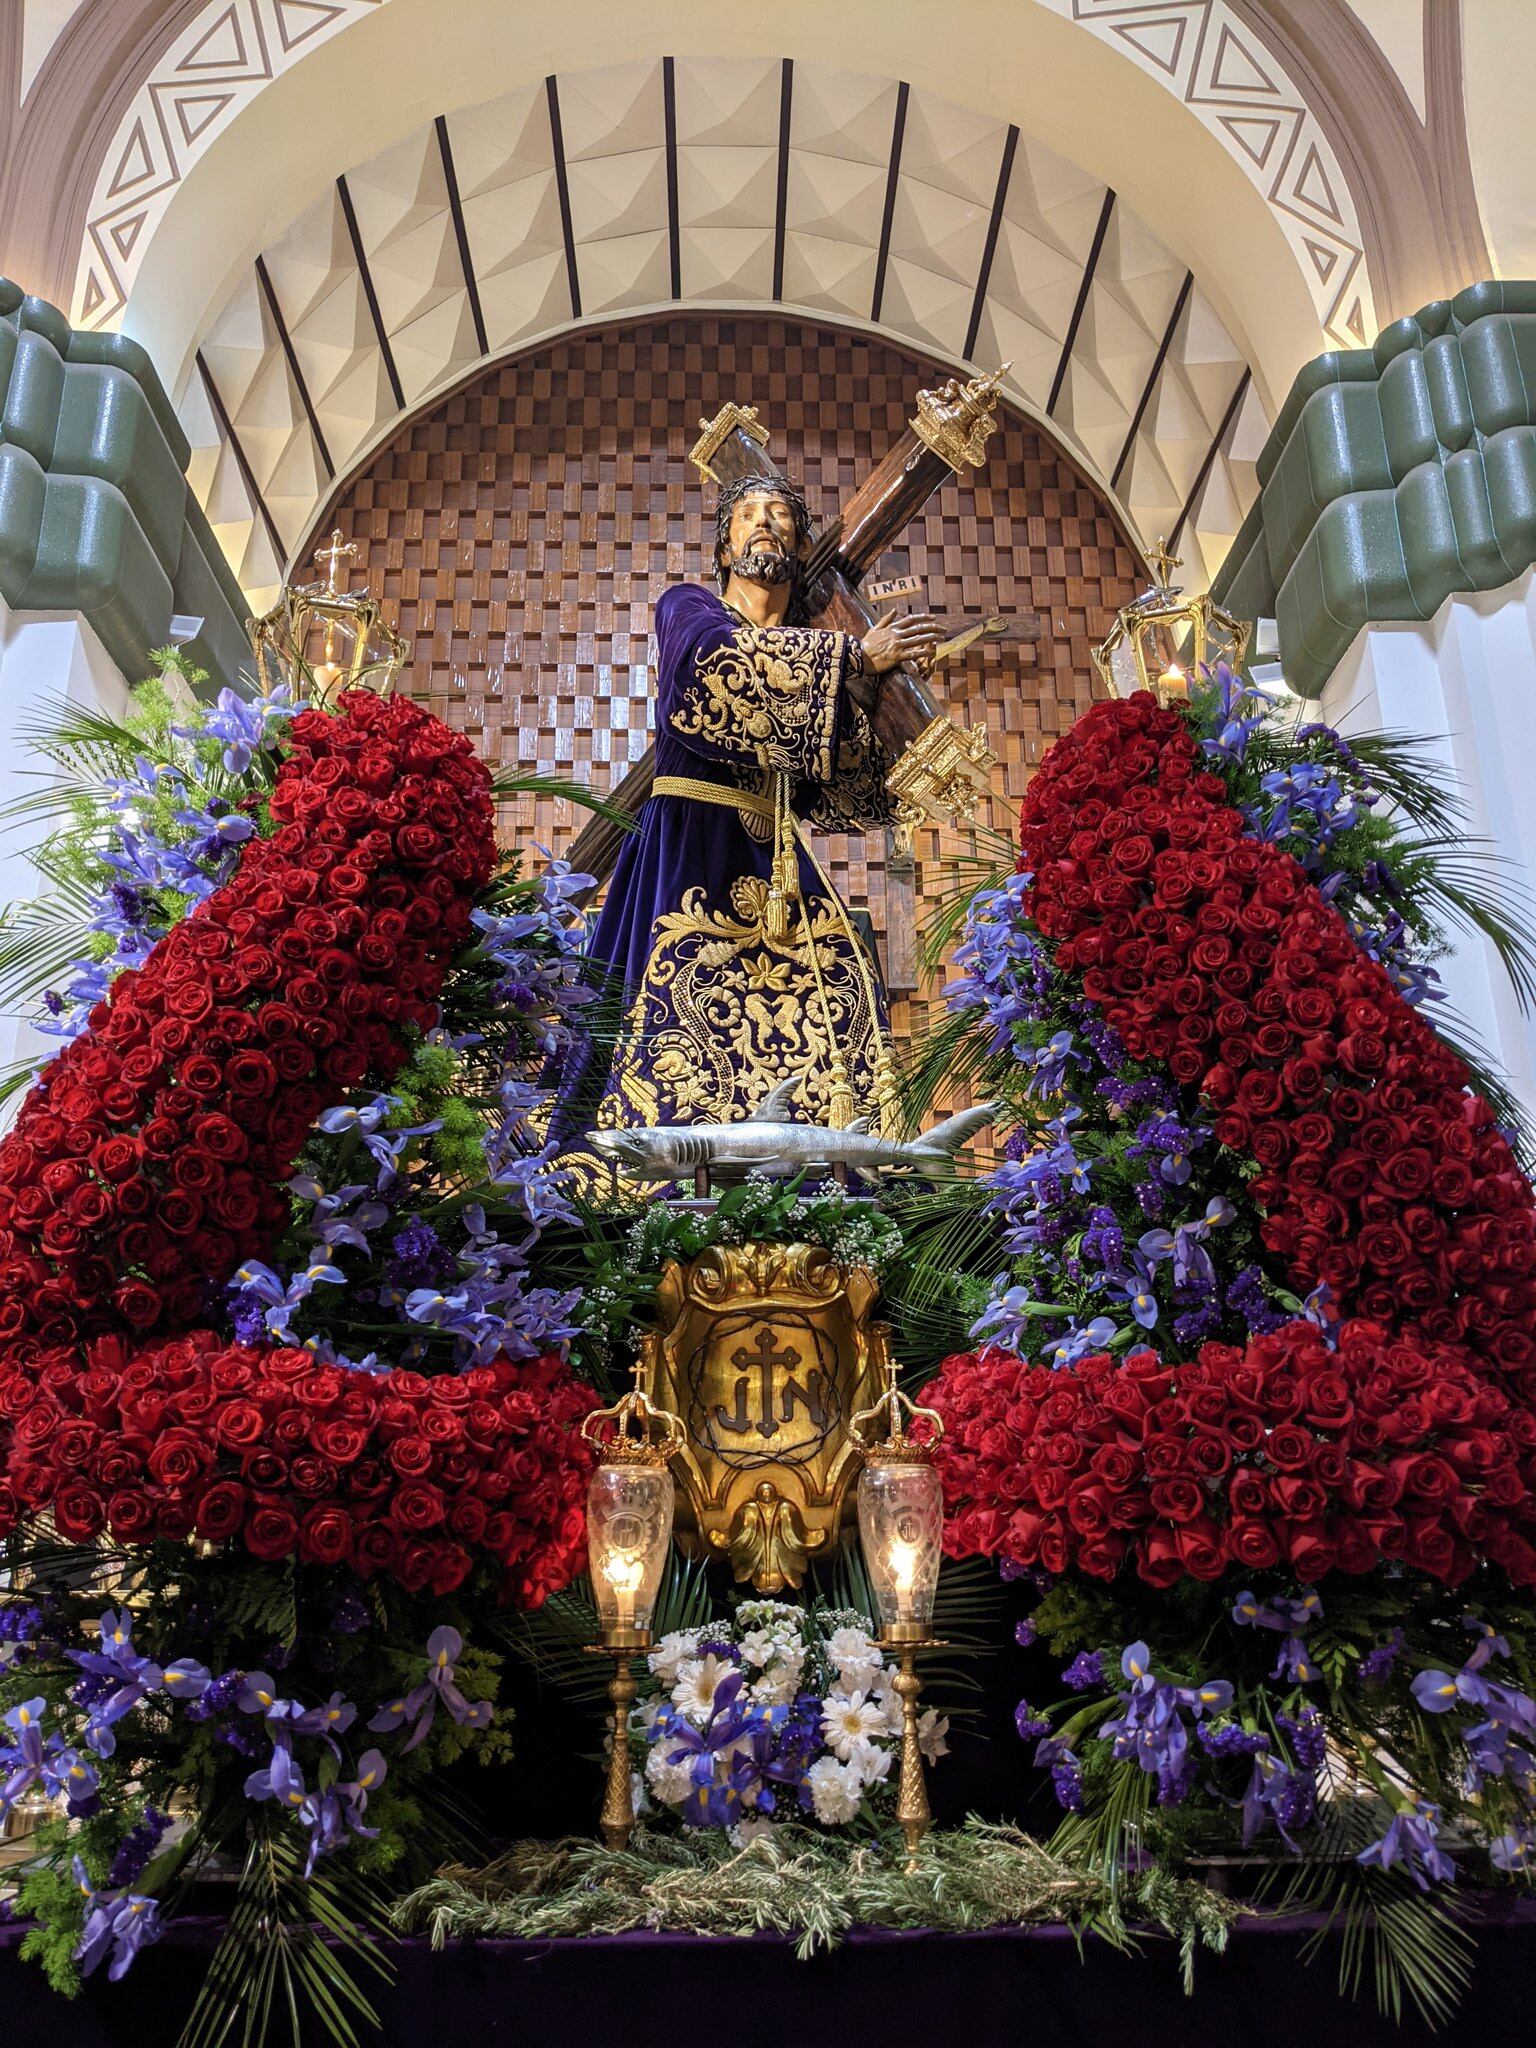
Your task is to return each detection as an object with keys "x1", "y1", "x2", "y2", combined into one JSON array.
[
  {"x1": 671, "y1": 1652, "x2": 738, "y2": 1723},
  {"x1": 806, "y1": 1754, "x2": 864, "y2": 1825},
  {"x1": 821, "y1": 1688, "x2": 888, "y2": 1762}
]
